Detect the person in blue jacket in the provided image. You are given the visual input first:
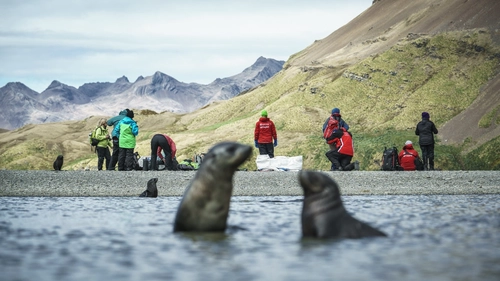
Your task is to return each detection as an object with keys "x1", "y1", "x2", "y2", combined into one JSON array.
[
  {"x1": 322, "y1": 108, "x2": 349, "y2": 133},
  {"x1": 113, "y1": 110, "x2": 139, "y2": 171},
  {"x1": 106, "y1": 109, "x2": 129, "y2": 170}
]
